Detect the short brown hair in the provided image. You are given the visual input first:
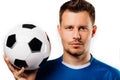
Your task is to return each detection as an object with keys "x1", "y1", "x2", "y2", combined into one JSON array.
[{"x1": 59, "y1": 0, "x2": 95, "y2": 24}]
